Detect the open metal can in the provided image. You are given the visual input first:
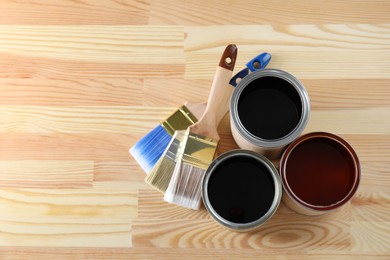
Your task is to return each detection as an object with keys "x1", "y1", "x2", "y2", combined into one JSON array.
[
  {"x1": 202, "y1": 150, "x2": 282, "y2": 232},
  {"x1": 230, "y1": 69, "x2": 310, "y2": 159},
  {"x1": 279, "y1": 132, "x2": 361, "y2": 215}
]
